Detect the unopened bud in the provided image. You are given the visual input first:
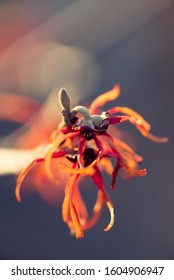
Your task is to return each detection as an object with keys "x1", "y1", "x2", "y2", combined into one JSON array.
[{"x1": 58, "y1": 88, "x2": 71, "y2": 111}]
